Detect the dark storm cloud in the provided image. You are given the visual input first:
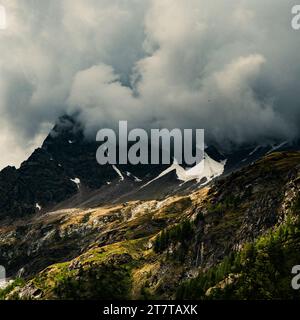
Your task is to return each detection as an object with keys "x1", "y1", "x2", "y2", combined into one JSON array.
[{"x1": 0, "y1": 0, "x2": 299, "y2": 168}]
